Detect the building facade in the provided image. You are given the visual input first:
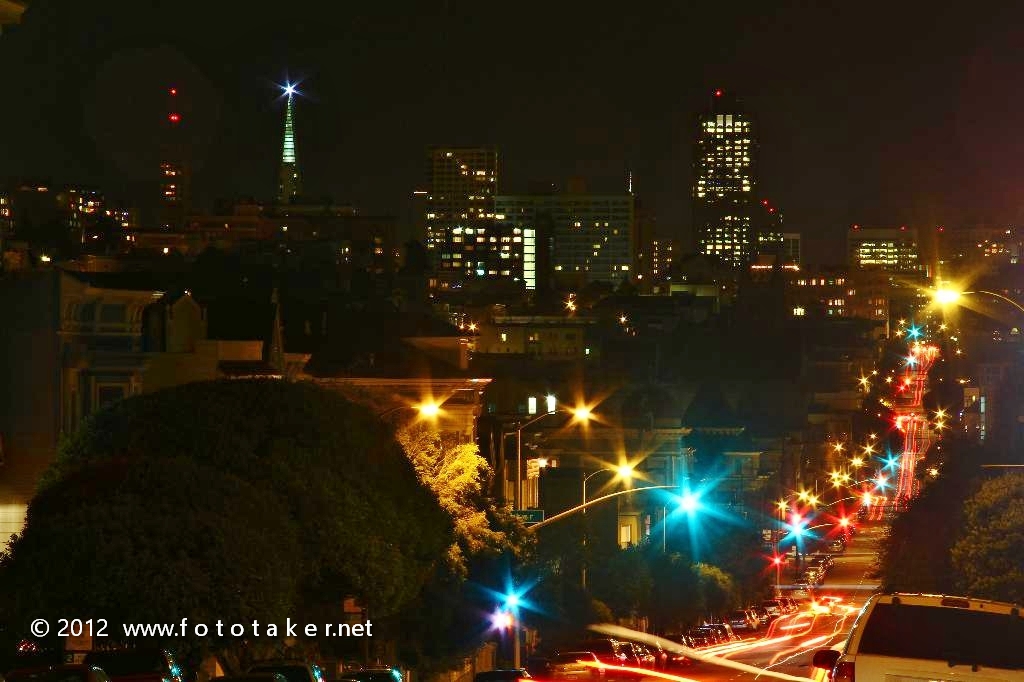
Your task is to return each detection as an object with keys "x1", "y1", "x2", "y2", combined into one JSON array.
[
  {"x1": 424, "y1": 146, "x2": 501, "y2": 289},
  {"x1": 847, "y1": 225, "x2": 927, "y2": 275},
  {"x1": 782, "y1": 232, "x2": 801, "y2": 266},
  {"x1": 936, "y1": 226, "x2": 1021, "y2": 280},
  {"x1": 496, "y1": 190, "x2": 635, "y2": 288},
  {"x1": 0, "y1": 268, "x2": 288, "y2": 543},
  {"x1": 693, "y1": 89, "x2": 758, "y2": 268}
]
